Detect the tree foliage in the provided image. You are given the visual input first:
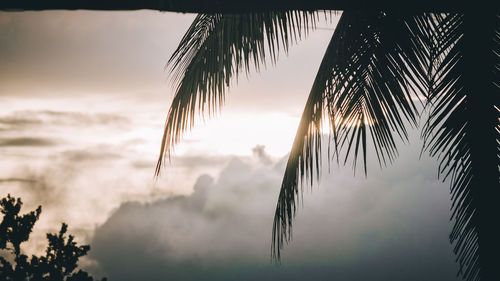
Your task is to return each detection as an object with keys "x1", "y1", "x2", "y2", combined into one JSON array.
[{"x1": 0, "y1": 194, "x2": 106, "y2": 281}]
